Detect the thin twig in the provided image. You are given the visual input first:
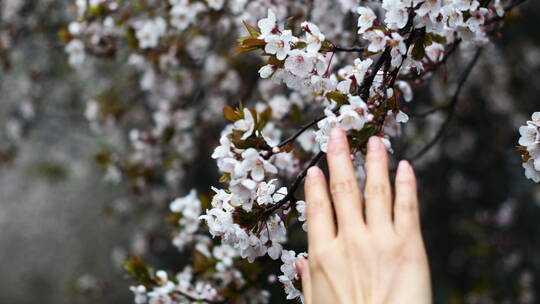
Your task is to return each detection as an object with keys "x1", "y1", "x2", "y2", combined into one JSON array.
[
  {"x1": 360, "y1": 48, "x2": 392, "y2": 100},
  {"x1": 334, "y1": 46, "x2": 365, "y2": 53},
  {"x1": 410, "y1": 104, "x2": 449, "y2": 118},
  {"x1": 263, "y1": 151, "x2": 325, "y2": 216},
  {"x1": 408, "y1": 48, "x2": 483, "y2": 162},
  {"x1": 278, "y1": 115, "x2": 326, "y2": 148}
]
